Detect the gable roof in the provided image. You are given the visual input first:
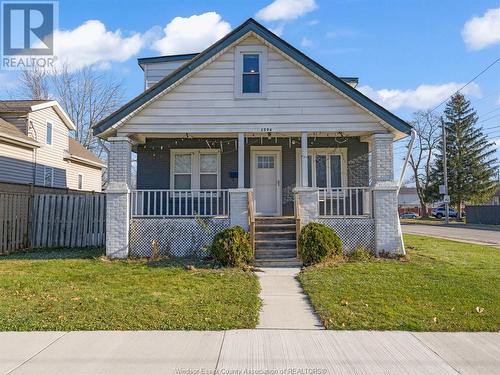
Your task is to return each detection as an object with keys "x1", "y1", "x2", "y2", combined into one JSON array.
[
  {"x1": 65, "y1": 138, "x2": 106, "y2": 169},
  {"x1": 93, "y1": 18, "x2": 411, "y2": 137},
  {"x1": 0, "y1": 116, "x2": 40, "y2": 148},
  {"x1": 0, "y1": 100, "x2": 76, "y2": 131}
]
